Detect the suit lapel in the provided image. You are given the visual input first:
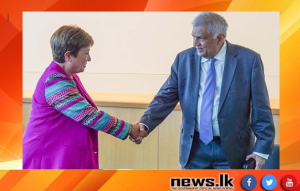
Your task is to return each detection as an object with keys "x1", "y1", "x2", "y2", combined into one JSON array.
[
  {"x1": 218, "y1": 42, "x2": 238, "y2": 113},
  {"x1": 192, "y1": 50, "x2": 201, "y2": 115}
]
